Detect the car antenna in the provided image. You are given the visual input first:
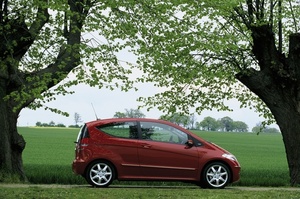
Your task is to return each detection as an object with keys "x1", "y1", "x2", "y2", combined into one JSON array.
[{"x1": 91, "y1": 103, "x2": 100, "y2": 120}]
